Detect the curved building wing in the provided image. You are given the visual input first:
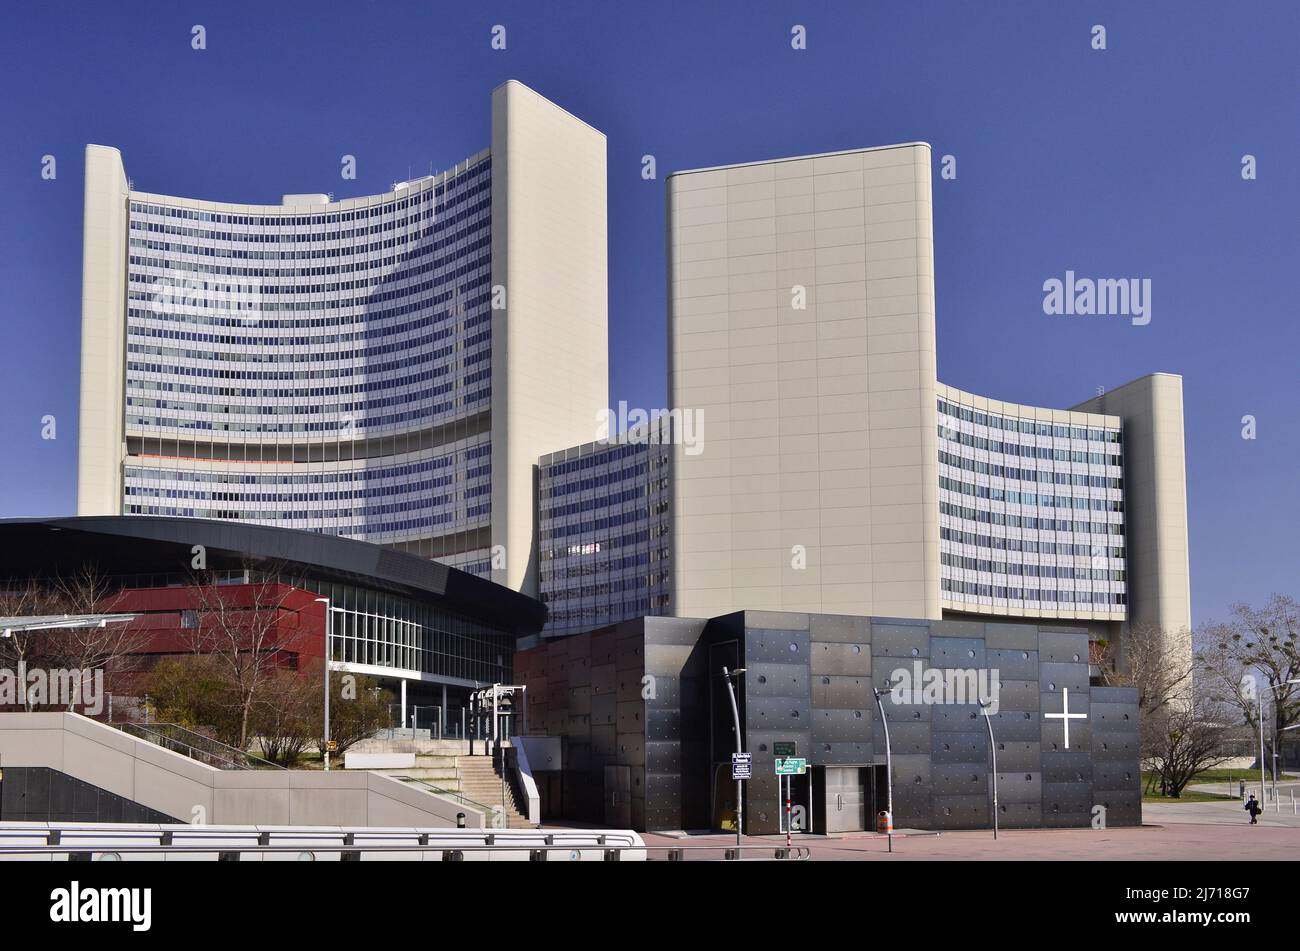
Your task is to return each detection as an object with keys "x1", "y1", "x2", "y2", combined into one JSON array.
[{"x1": 78, "y1": 81, "x2": 609, "y2": 598}]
